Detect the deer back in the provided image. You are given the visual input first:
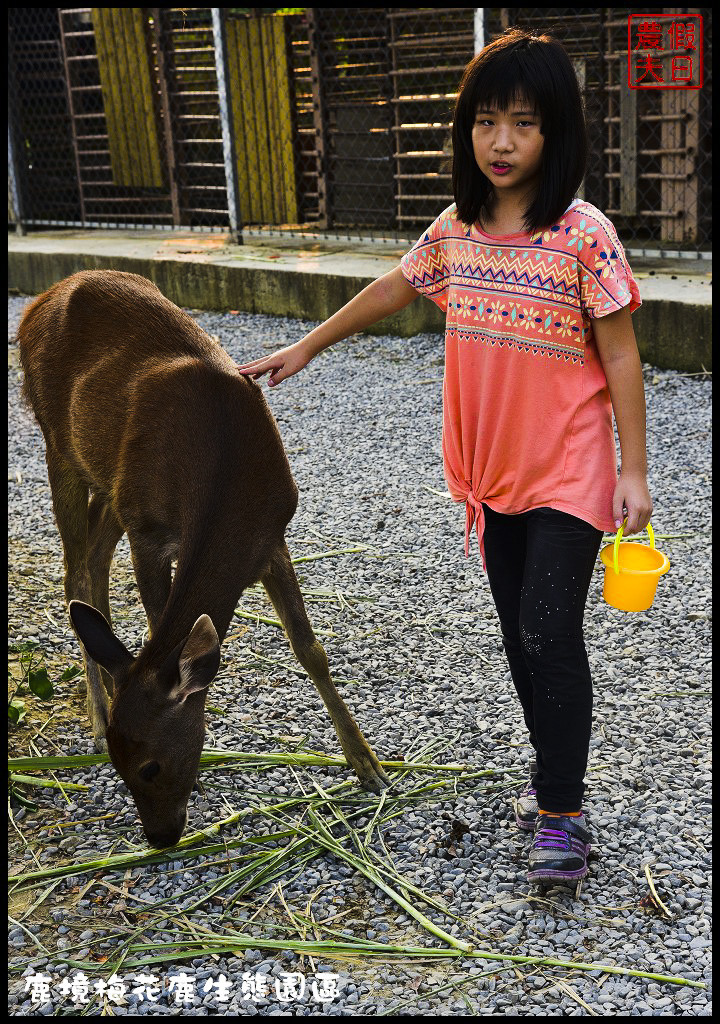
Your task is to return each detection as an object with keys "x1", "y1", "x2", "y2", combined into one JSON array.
[{"x1": 19, "y1": 270, "x2": 297, "y2": 533}]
